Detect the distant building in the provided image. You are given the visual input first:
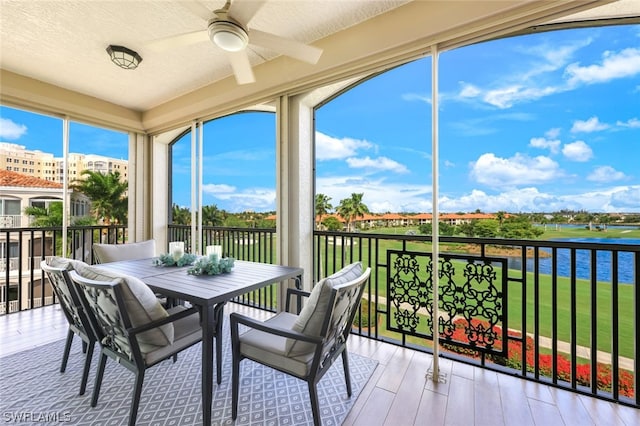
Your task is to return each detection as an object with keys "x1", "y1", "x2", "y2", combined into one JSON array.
[
  {"x1": 0, "y1": 170, "x2": 71, "y2": 313},
  {"x1": 0, "y1": 142, "x2": 128, "y2": 185}
]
